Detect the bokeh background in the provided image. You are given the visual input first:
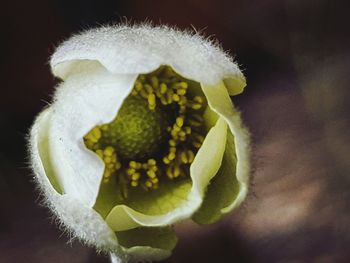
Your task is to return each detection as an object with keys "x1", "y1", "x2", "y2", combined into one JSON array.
[{"x1": 1, "y1": 0, "x2": 349, "y2": 262}]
